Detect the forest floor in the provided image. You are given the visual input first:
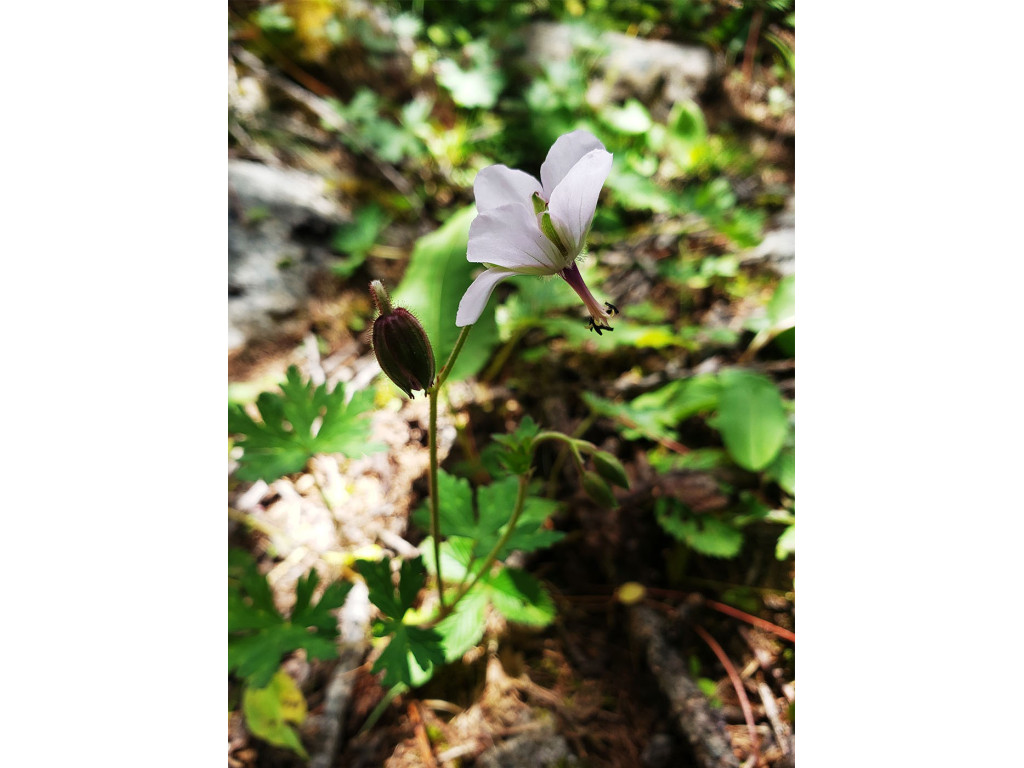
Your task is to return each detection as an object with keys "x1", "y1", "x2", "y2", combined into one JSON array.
[{"x1": 228, "y1": 6, "x2": 795, "y2": 766}]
